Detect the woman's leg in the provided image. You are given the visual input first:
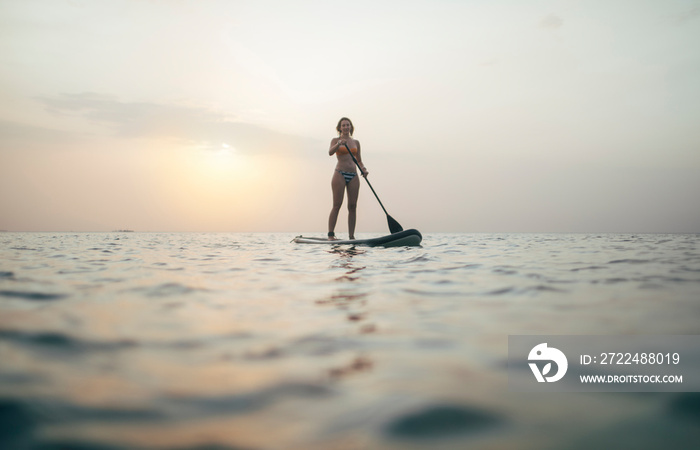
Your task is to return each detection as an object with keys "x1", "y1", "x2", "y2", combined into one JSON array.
[
  {"x1": 328, "y1": 171, "x2": 345, "y2": 238},
  {"x1": 346, "y1": 176, "x2": 360, "y2": 239}
]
